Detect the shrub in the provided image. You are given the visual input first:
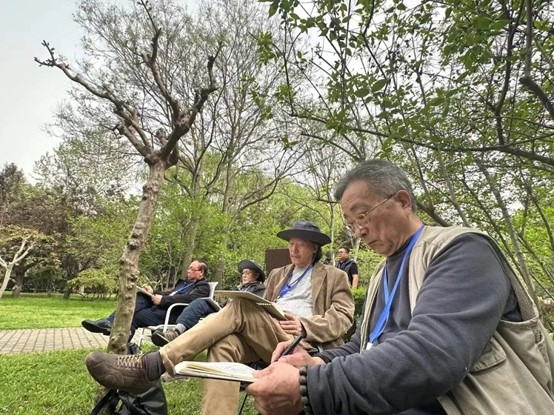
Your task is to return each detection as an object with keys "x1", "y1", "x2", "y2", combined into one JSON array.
[
  {"x1": 67, "y1": 268, "x2": 117, "y2": 299},
  {"x1": 343, "y1": 287, "x2": 367, "y2": 341}
]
